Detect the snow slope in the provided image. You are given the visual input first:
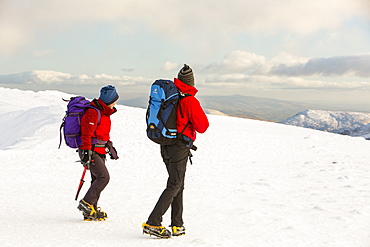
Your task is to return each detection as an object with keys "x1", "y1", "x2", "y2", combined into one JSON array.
[
  {"x1": 1, "y1": 87, "x2": 370, "y2": 247},
  {"x1": 281, "y1": 109, "x2": 370, "y2": 139}
]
